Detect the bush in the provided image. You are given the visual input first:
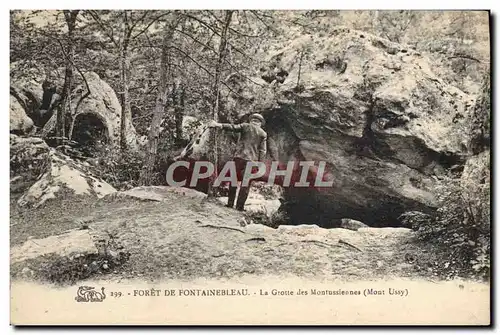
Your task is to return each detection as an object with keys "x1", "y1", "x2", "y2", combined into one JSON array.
[
  {"x1": 10, "y1": 136, "x2": 51, "y2": 195},
  {"x1": 467, "y1": 75, "x2": 490, "y2": 154},
  {"x1": 250, "y1": 182, "x2": 283, "y2": 200},
  {"x1": 92, "y1": 144, "x2": 147, "y2": 190},
  {"x1": 401, "y1": 153, "x2": 490, "y2": 280},
  {"x1": 397, "y1": 211, "x2": 434, "y2": 231},
  {"x1": 437, "y1": 173, "x2": 489, "y2": 278},
  {"x1": 243, "y1": 205, "x2": 289, "y2": 229}
]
